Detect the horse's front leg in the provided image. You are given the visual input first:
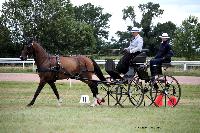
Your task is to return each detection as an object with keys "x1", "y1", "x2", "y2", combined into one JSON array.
[
  {"x1": 27, "y1": 81, "x2": 46, "y2": 107},
  {"x1": 48, "y1": 82, "x2": 62, "y2": 106}
]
